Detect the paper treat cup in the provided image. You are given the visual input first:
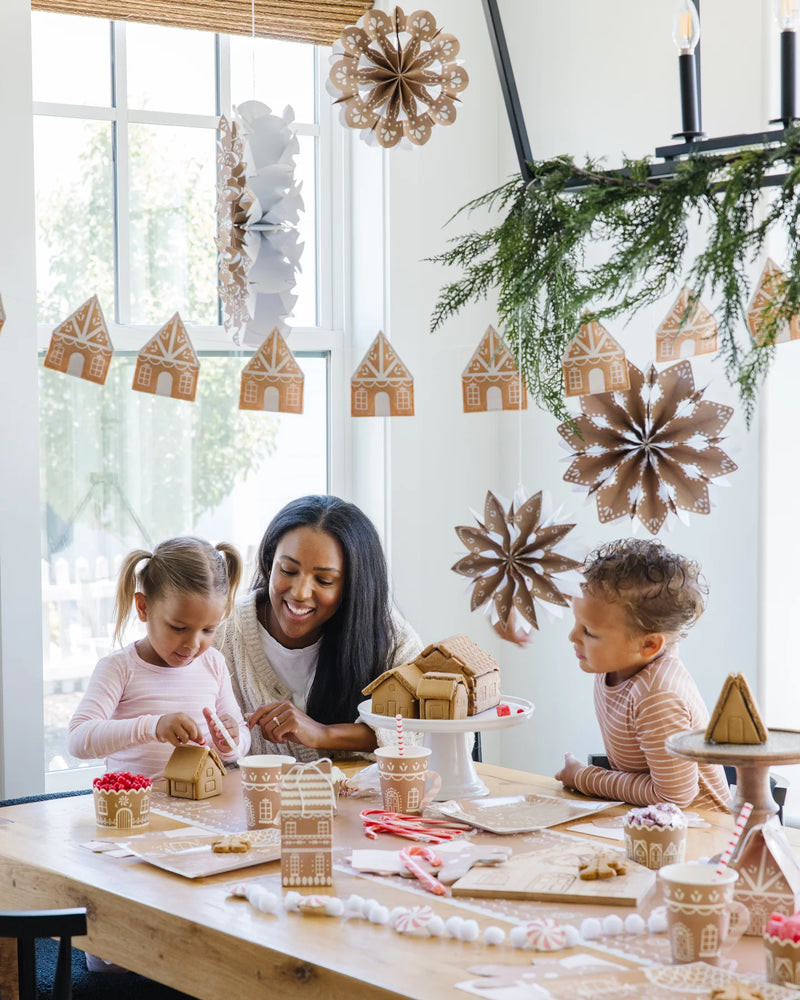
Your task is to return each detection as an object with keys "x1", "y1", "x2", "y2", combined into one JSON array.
[
  {"x1": 93, "y1": 785, "x2": 151, "y2": 829},
  {"x1": 240, "y1": 754, "x2": 296, "y2": 830},
  {"x1": 624, "y1": 819, "x2": 687, "y2": 870},
  {"x1": 765, "y1": 934, "x2": 800, "y2": 986},
  {"x1": 375, "y1": 746, "x2": 439, "y2": 815}
]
